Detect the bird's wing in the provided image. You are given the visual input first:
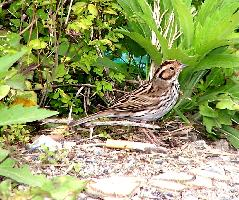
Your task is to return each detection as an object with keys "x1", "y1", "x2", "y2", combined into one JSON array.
[{"x1": 110, "y1": 82, "x2": 162, "y2": 112}]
